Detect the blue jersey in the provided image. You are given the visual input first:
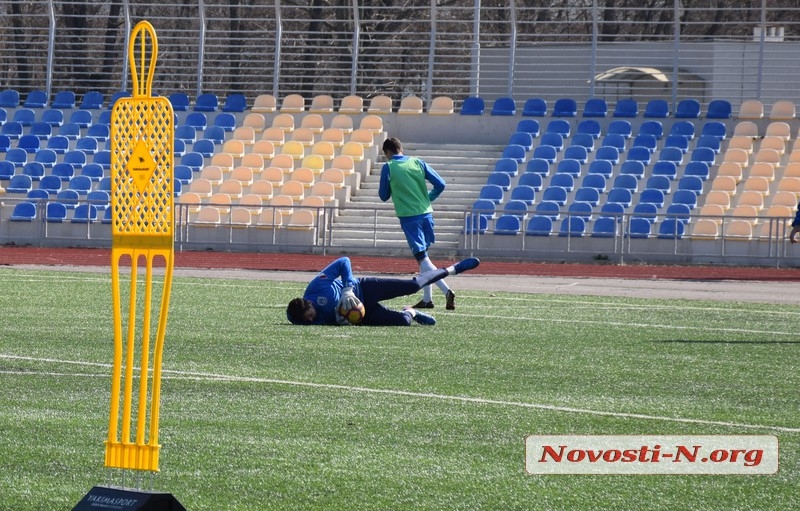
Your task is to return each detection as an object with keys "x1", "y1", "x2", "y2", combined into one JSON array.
[{"x1": 302, "y1": 257, "x2": 362, "y2": 325}]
